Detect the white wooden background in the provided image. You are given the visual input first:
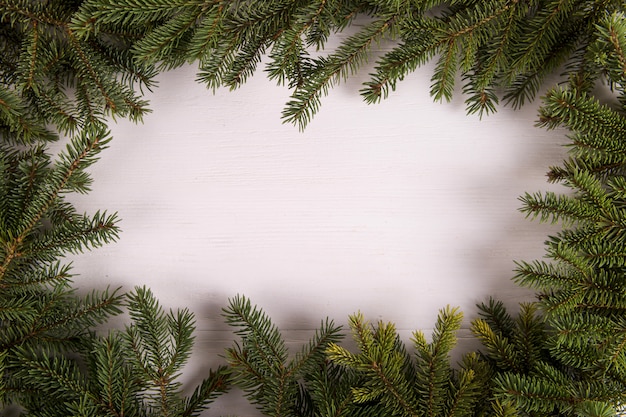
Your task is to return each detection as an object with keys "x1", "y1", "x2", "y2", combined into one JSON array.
[{"x1": 60, "y1": 43, "x2": 569, "y2": 415}]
